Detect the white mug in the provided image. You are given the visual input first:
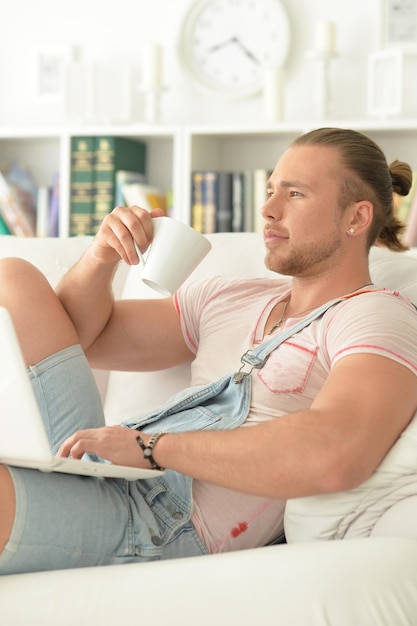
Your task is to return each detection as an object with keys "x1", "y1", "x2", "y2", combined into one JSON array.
[{"x1": 135, "y1": 217, "x2": 212, "y2": 295}]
